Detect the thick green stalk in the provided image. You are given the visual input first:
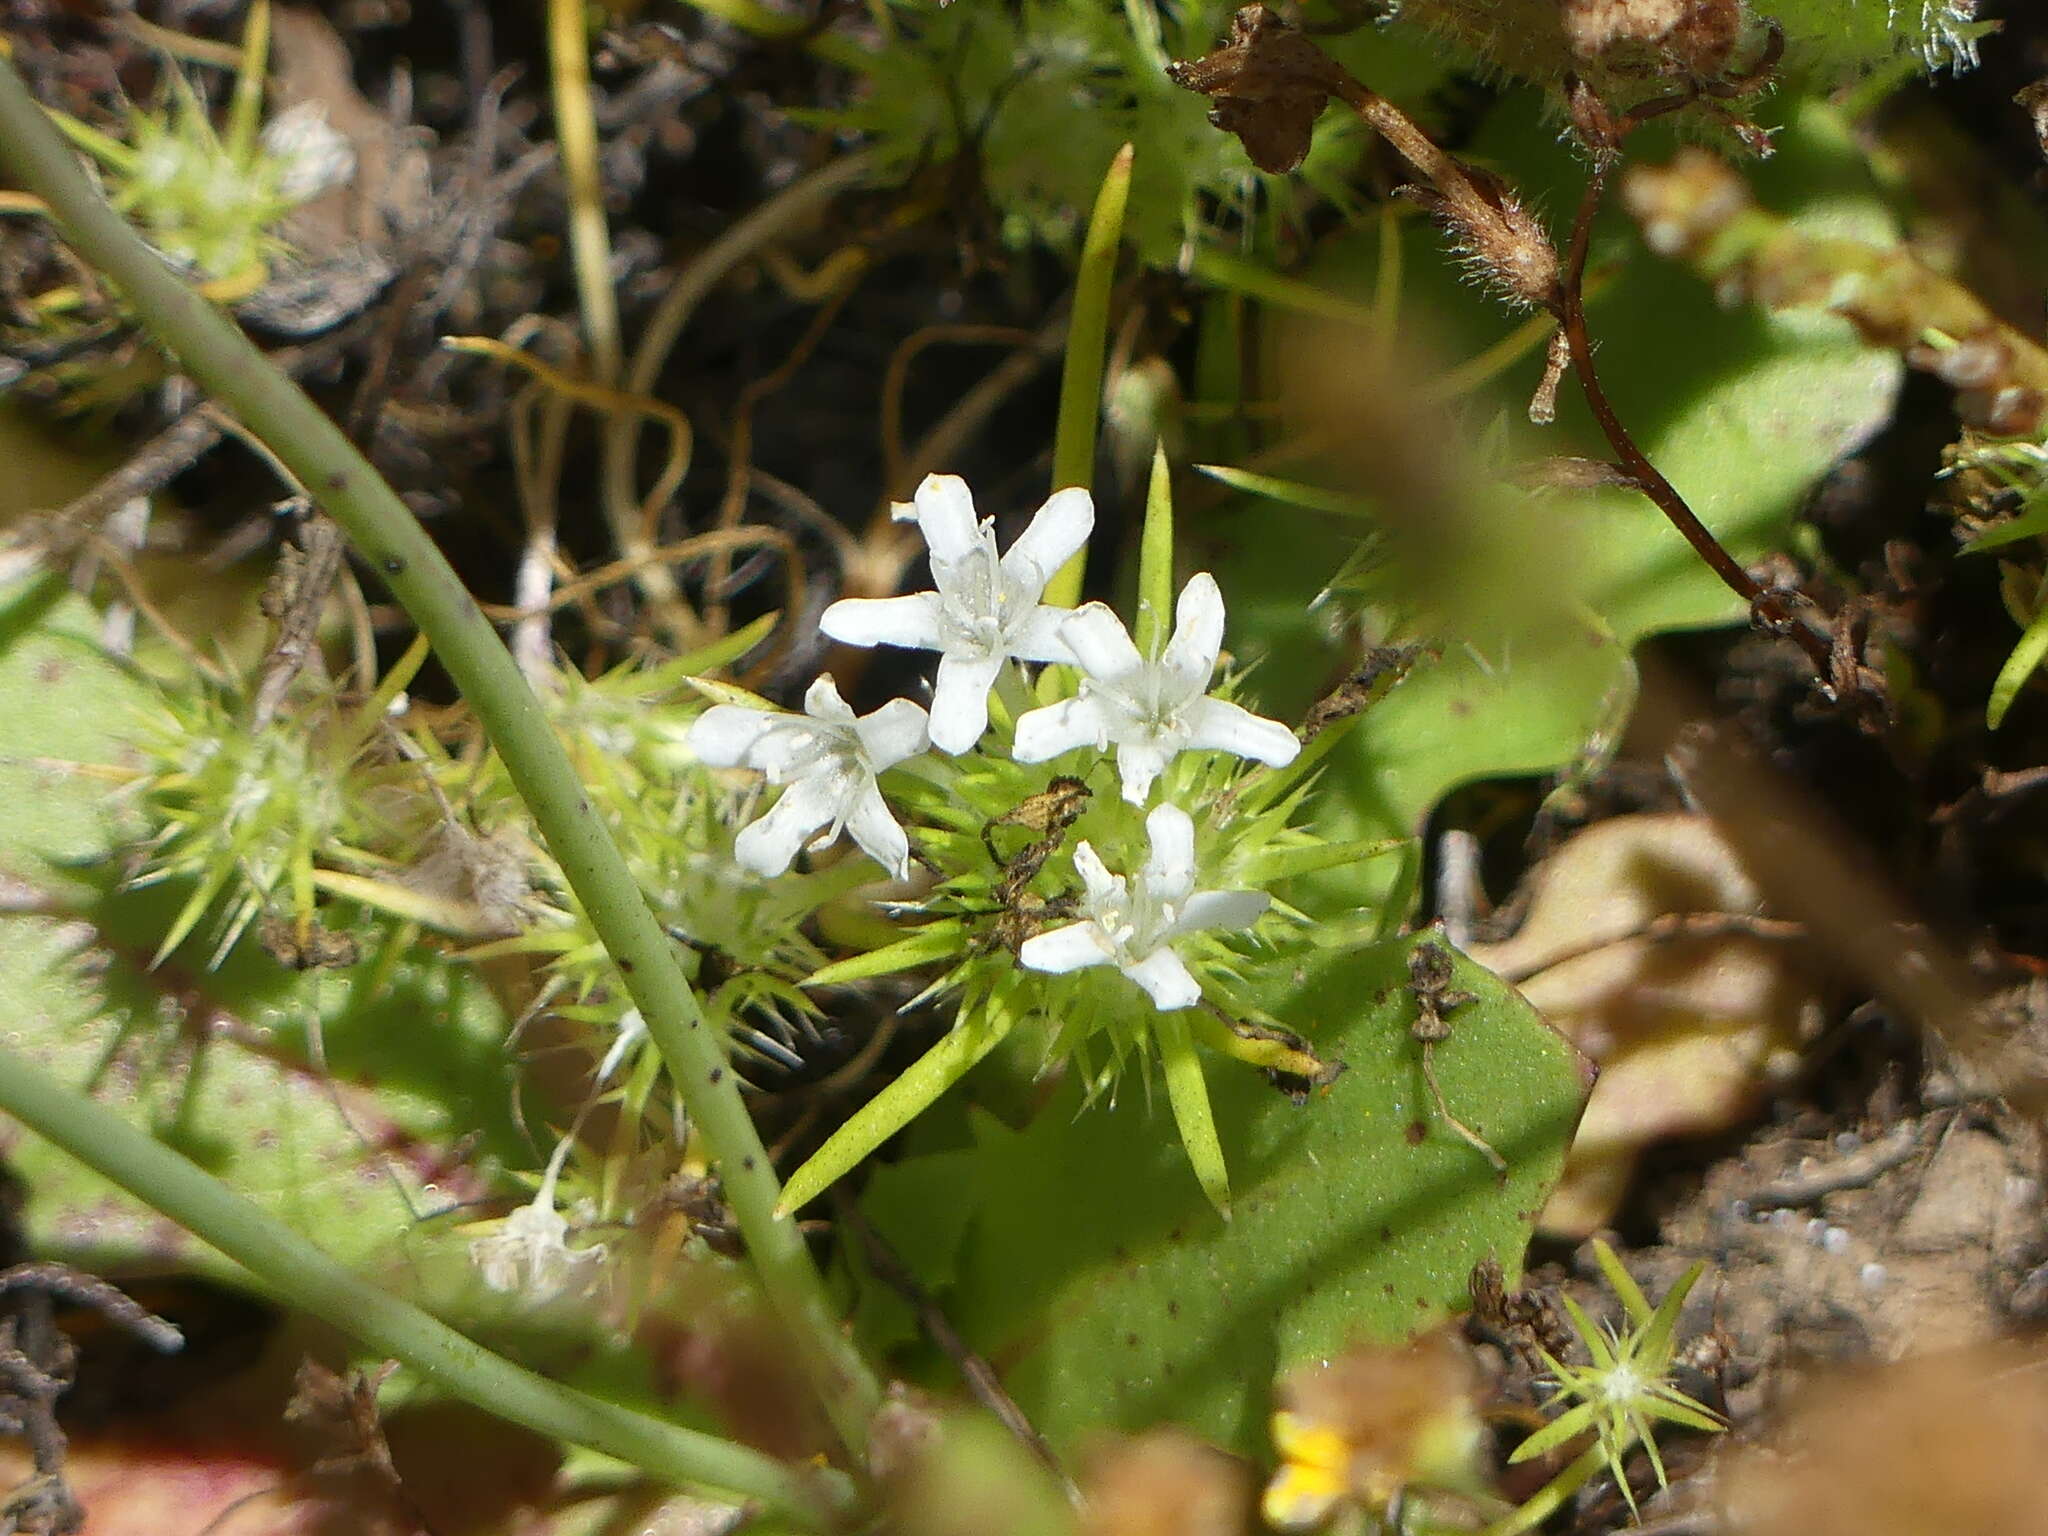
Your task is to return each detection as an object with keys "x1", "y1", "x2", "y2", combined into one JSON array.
[
  {"x1": 0, "y1": 1040, "x2": 849, "y2": 1521},
  {"x1": 0, "y1": 56, "x2": 879, "y2": 1456}
]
